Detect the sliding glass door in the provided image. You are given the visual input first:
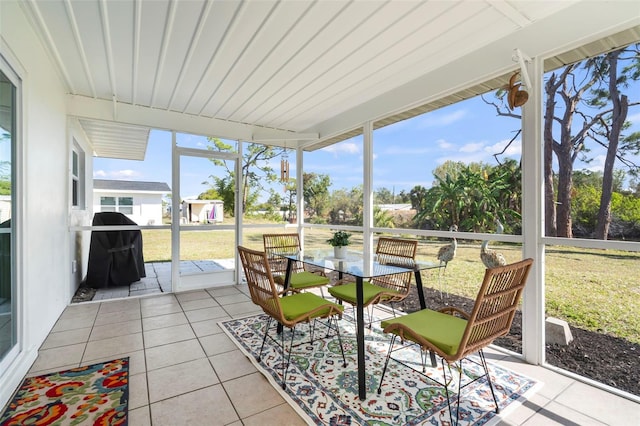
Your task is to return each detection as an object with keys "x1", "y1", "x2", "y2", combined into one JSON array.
[{"x1": 0, "y1": 63, "x2": 17, "y2": 366}]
